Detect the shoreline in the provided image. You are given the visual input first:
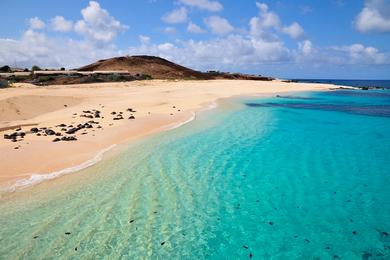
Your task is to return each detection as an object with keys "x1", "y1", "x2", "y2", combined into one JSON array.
[{"x1": 0, "y1": 80, "x2": 333, "y2": 193}]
